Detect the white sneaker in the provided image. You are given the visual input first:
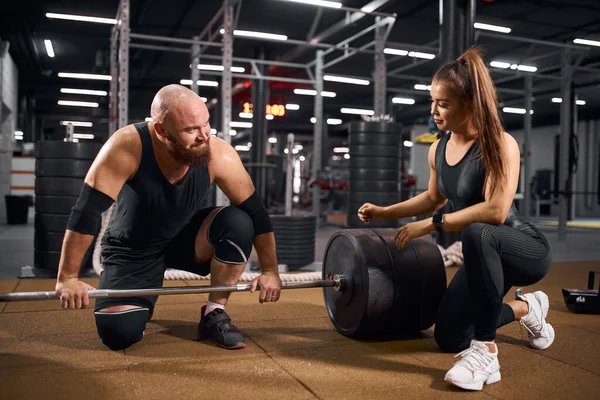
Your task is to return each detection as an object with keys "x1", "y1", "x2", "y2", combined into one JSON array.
[
  {"x1": 444, "y1": 340, "x2": 501, "y2": 391},
  {"x1": 517, "y1": 289, "x2": 555, "y2": 350}
]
